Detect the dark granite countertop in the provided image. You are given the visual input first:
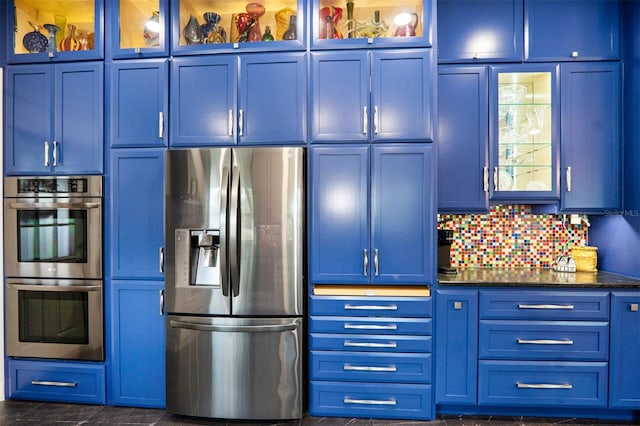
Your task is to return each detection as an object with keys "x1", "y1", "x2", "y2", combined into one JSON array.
[{"x1": 437, "y1": 268, "x2": 640, "y2": 288}]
